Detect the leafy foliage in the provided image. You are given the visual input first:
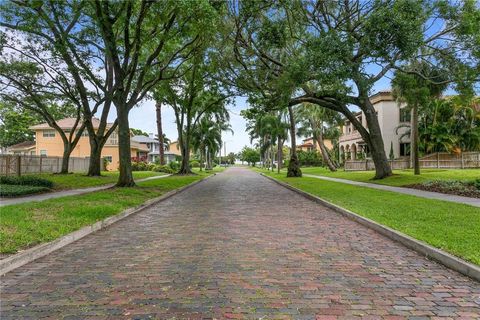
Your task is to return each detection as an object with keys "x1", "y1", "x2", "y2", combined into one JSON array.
[
  {"x1": 0, "y1": 175, "x2": 54, "y2": 188},
  {"x1": 239, "y1": 146, "x2": 260, "y2": 166},
  {"x1": 0, "y1": 184, "x2": 49, "y2": 197}
]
